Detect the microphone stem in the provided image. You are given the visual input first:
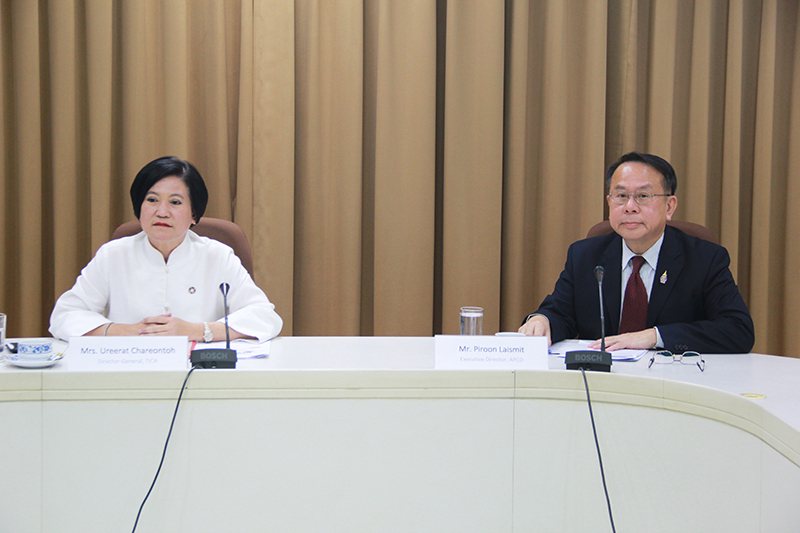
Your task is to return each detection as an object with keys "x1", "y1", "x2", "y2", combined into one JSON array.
[
  {"x1": 598, "y1": 280, "x2": 606, "y2": 353},
  {"x1": 223, "y1": 296, "x2": 231, "y2": 349}
]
